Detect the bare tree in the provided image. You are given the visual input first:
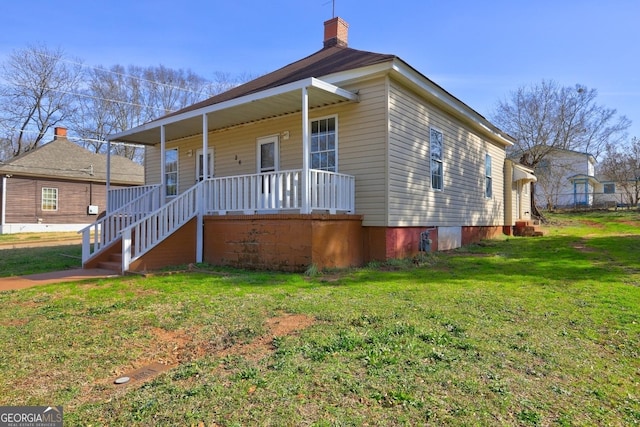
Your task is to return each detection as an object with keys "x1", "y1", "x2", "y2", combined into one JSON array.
[
  {"x1": 143, "y1": 65, "x2": 209, "y2": 115},
  {"x1": 0, "y1": 44, "x2": 82, "y2": 157},
  {"x1": 599, "y1": 137, "x2": 640, "y2": 207},
  {"x1": 492, "y1": 79, "x2": 631, "y2": 216},
  {"x1": 71, "y1": 65, "x2": 147, "y2": 160},
  {"x1": 0, "y1": 43, "x2": 253, "y2": 162},
  {"x1": 72, "y1": 64, "x2": 212, "y2": 161}
]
